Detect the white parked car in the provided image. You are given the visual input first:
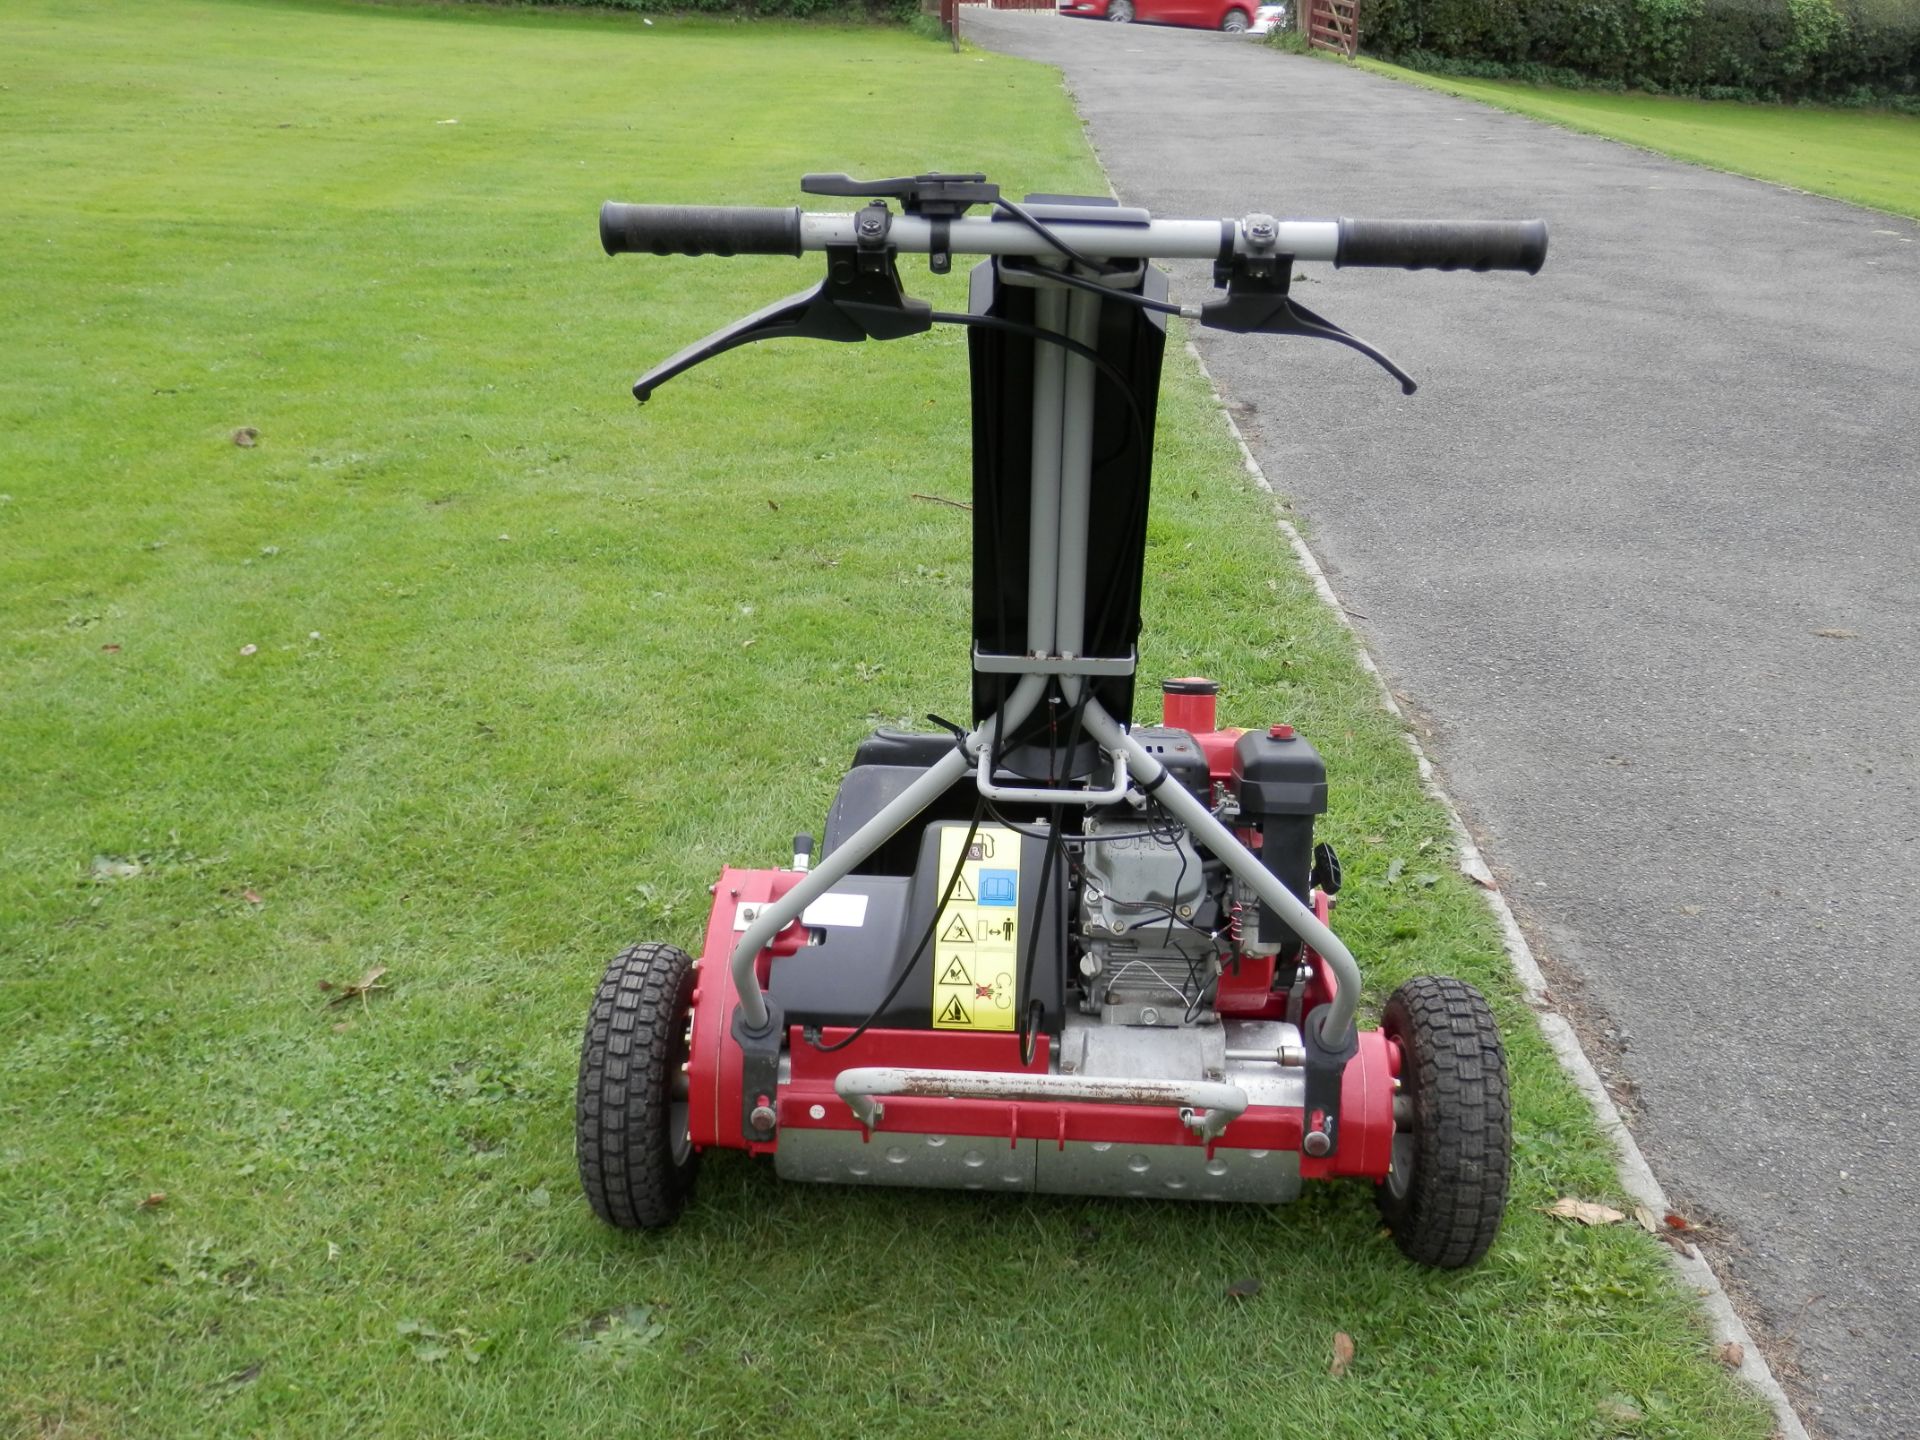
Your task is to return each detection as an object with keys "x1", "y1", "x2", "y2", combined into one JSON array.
[{"x1": 1249, "y1": 2, "x2": 1289, "y2": 32}]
